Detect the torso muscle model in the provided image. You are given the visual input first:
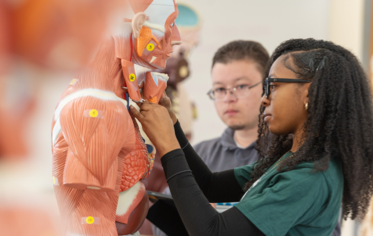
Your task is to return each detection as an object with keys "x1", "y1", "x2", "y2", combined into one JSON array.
[{"x1": 51, "y1": 1, "x2": 181, "y2": 235}]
